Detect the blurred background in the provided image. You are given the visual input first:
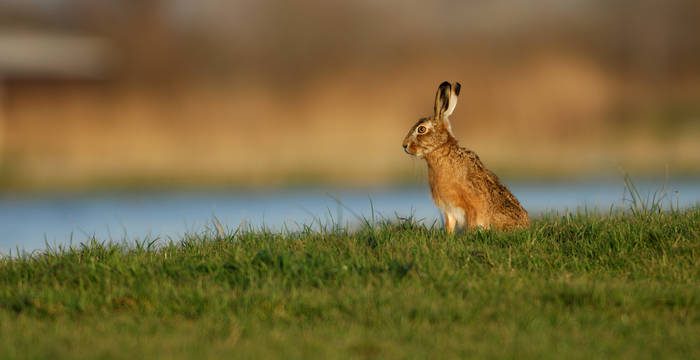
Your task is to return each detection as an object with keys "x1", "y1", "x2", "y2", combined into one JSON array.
[{"x1": 1, "y1": 0, "x2": 699, "y2": 252}]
